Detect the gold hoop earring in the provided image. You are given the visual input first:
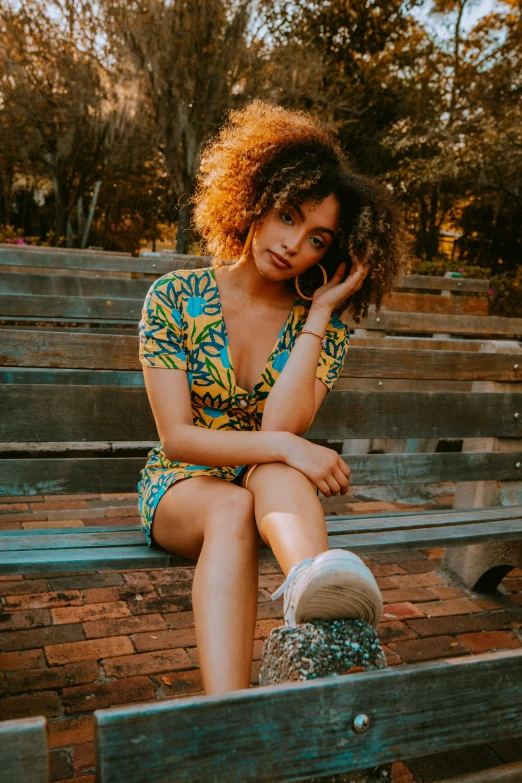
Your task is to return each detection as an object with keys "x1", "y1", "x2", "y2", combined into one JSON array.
[
  {"x1": 295, "y1": 263, "x2": 328, "y2": 300},
  {"x1": 240, "y1": 223, "x2": 255, "y2": 259}
]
